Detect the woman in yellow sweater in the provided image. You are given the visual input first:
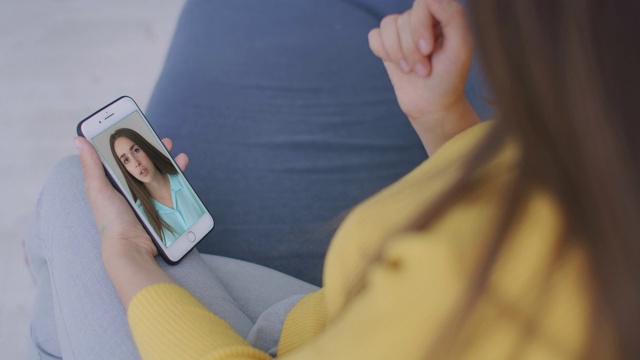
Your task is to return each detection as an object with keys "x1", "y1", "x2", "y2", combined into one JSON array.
[{"x1": 44, "y1": 0, "x2": 640, "y2": 358}]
